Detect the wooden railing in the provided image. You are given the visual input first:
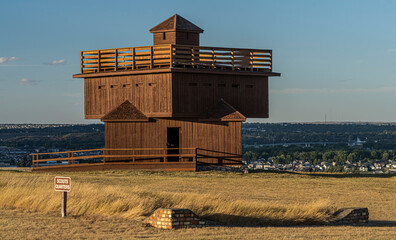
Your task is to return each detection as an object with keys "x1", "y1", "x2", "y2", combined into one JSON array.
[
  {"x1": 80, "y1": 44, "x2": 272, "y2": 73},
  {"x1": 30, "y1": 148, "x2": 197, "y2": 169}
]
